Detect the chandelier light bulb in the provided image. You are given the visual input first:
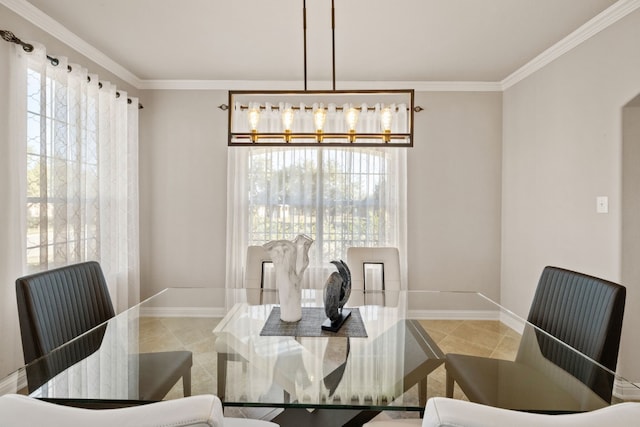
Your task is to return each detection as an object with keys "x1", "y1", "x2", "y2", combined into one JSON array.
[
  {"x1": 248, "y1": 108, "x2": 260, "y2": 131},
  {"x1": 314, "y1": 107, "x2": 327, "y2": 143},
  {"x1": 314, "y1": 108, "x2": 327, "y2": 131},
  {"x1": 380, "y1": 107, "x2": 393, "y2": 132},
  {"x1": 282, "y1": 107, "x2": 294, "y2": 142},
  {"x1": 346, "y1": 107, "x2": 359, "y2": 131},
  {"x1": 381, "y1": 107, "x2": 392, "y2": 142},
  {"x1": 345, "y1": 107, "x2": 359, "y2": 142},
  {"x1": 248, "y1": 108, "x2": 260, "y2": 142},
  {"x1": 282, "y1": 108, "x2": 295, "y2": 131}
]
